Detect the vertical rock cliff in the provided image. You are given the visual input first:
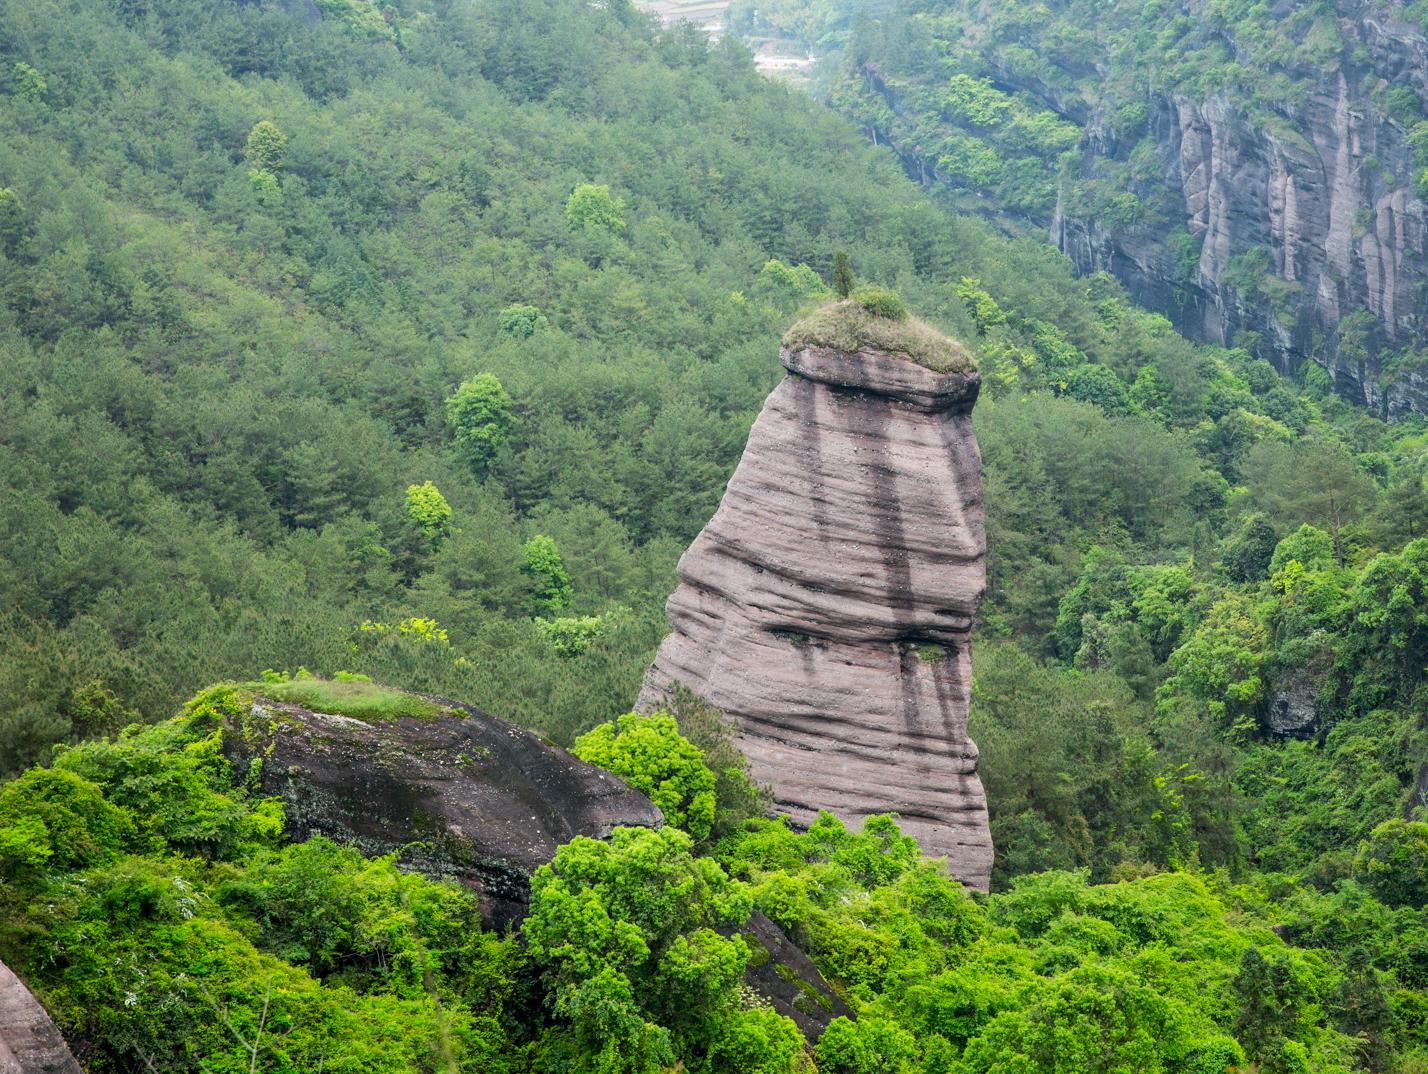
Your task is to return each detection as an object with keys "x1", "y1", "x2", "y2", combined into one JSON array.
[
  {"x1": 639, "y1": 301, "x2": 993, "y2": 890},
  {"x1": 1051, "y1": 57, "x2": 1428, "y2": 417},
  {"x1": 838, "y1": 0, "x2": 1428, "y2": 417}
]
